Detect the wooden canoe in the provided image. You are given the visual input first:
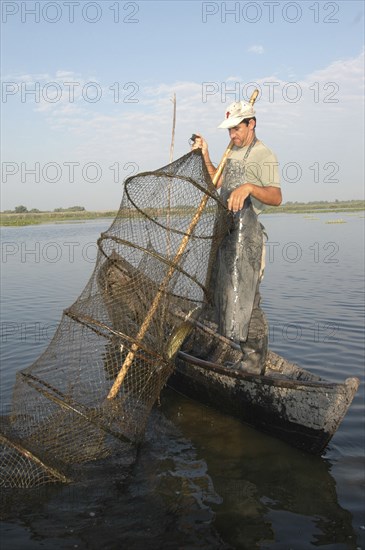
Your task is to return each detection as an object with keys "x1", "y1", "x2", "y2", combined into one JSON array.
[
  {"x1": 169, "y1": 346, "x2": 360, "y2": 455},
  {"x1": 96, "y1": 250, "x2": 360, "y2": 455}
]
